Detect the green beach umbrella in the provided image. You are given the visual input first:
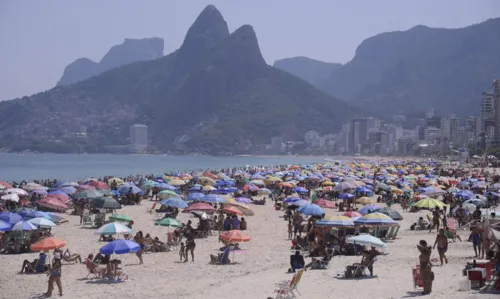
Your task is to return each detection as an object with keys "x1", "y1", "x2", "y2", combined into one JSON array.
[
  {"x1": 108, "y1": 214, "x2": 131, "y2": 223},
  {"x1": 155, "y1": 218, "x2": 183, "y2": 228},
  {"x1": 75, "y1": 189, "x2": 104, "y2": 199}
]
